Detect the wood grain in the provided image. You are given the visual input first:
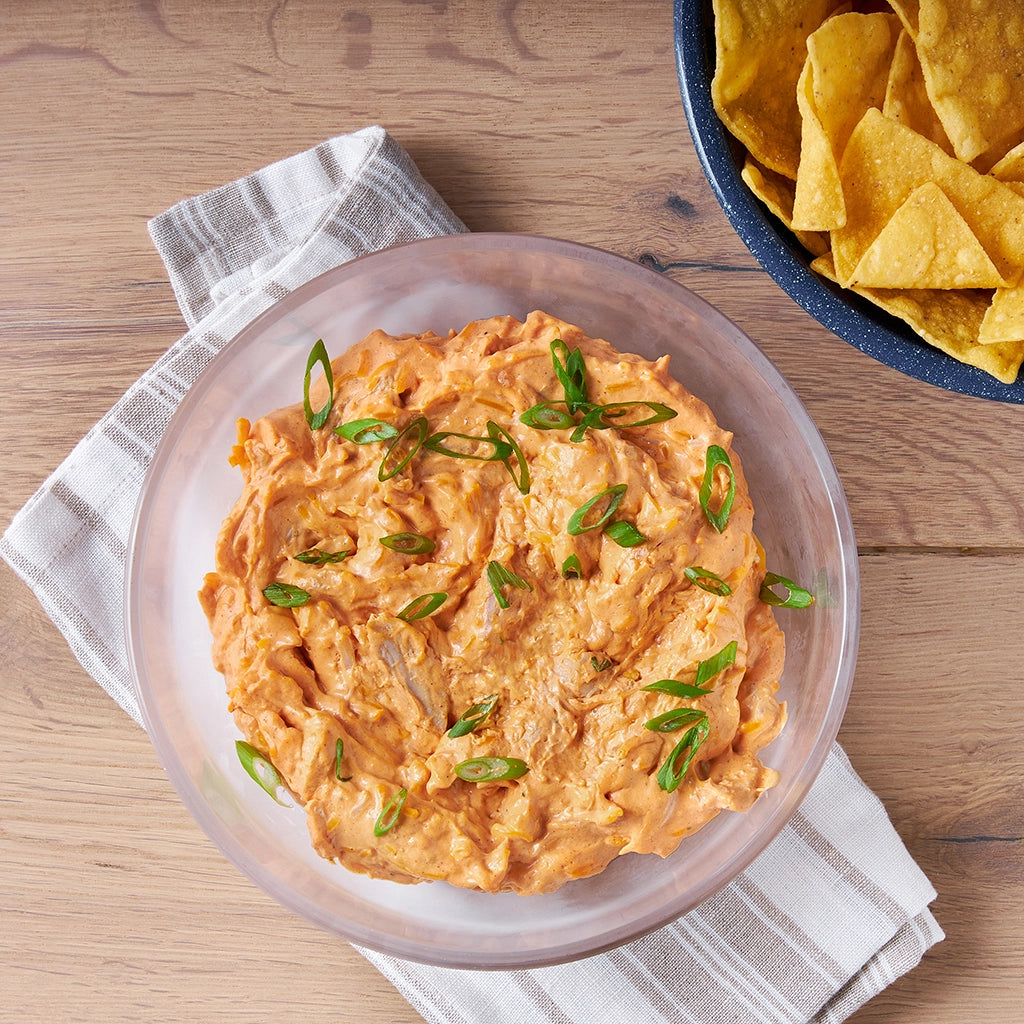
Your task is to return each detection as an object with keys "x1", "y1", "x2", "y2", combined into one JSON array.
[{"x1": 2, "y1": 2, "x2": 1022, "y2": 1022}]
